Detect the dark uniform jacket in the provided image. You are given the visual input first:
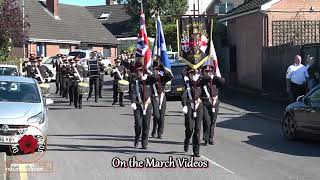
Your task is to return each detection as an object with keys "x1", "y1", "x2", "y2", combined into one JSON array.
[
  {"x1": 68, "y1": 65, "x2": 87, "y2": 82},
  {"x1": 153, "y1": 70, "x2": 173, "y2": 94},
  {"x1": 200, "y1": 75, "x2": 225, "y2": 100},
  {"x1": 111, "y1": 65, "x2": 126, "y2": 82},
  {"x1": 98, "y1": 62, "x2": 105, "y2": 80},
  {"x1": 53, "y1": 60, "x2": 62, "y2": 73},
  {"x1": 181, "y1": 77, "x2": 209, "y2": 107},
  {"x1": 61, "y1": 64, "x2": 70, "y2": 78},
  {"x1": 25, "y1": 65, "x2": 36, "y2": 78},
  {"x1": 130, "y1": 74, "x2": 157, "y2": 104}
]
